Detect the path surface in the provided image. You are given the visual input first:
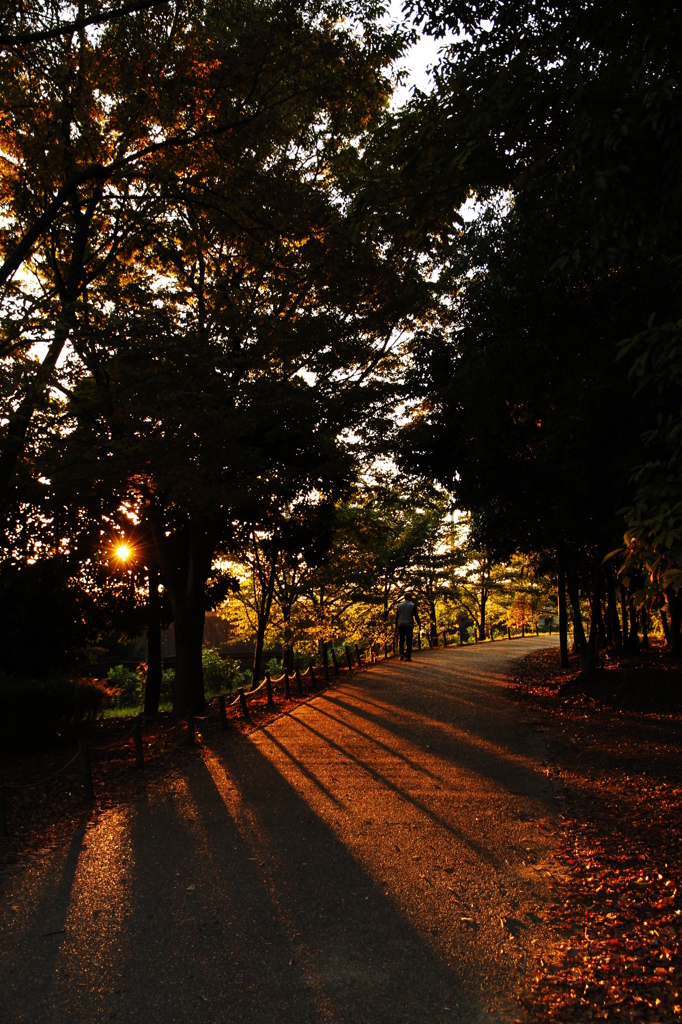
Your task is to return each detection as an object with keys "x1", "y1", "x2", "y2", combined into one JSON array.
[{"x1": 0, "y1": 638, "x2": 563, "y2": 1024}]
